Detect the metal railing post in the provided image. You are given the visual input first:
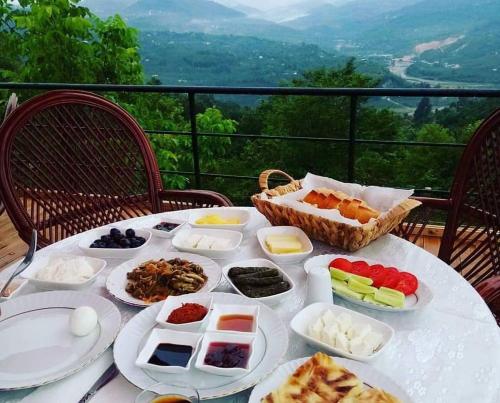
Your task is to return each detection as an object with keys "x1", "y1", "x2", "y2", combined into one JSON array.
[
  {"x1": 188, "y1": 92, "x2": 201, "y2": 188},
  {"x1": 347, "y1": 95, "x2": 358, "y2": 182}
]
